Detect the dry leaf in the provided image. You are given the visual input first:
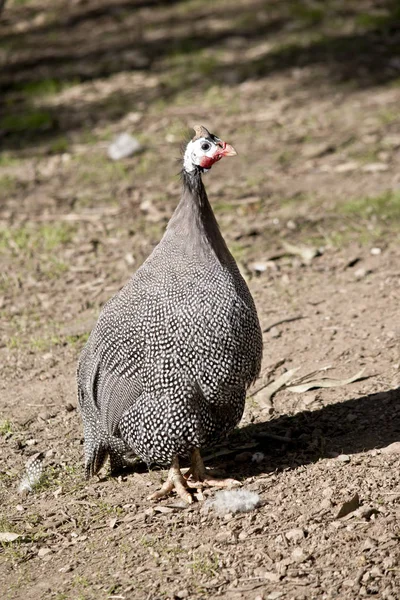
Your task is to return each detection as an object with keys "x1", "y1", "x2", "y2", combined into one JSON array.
[
  {"x1": 0, "y1": 532, "x2": 21, "y2": 543},
  {"x1": 154, "y1": 506, "x2": 175, "y2": 514},
  {"x1": 287, "y1": 368, "x2": 365, "y2": 393},
  {"x1": 336, "y1": 493, "x2": 360, "y2": 519},
  {"x1": 254, "y1": 368, "x2": 300, "y2": 408}
]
